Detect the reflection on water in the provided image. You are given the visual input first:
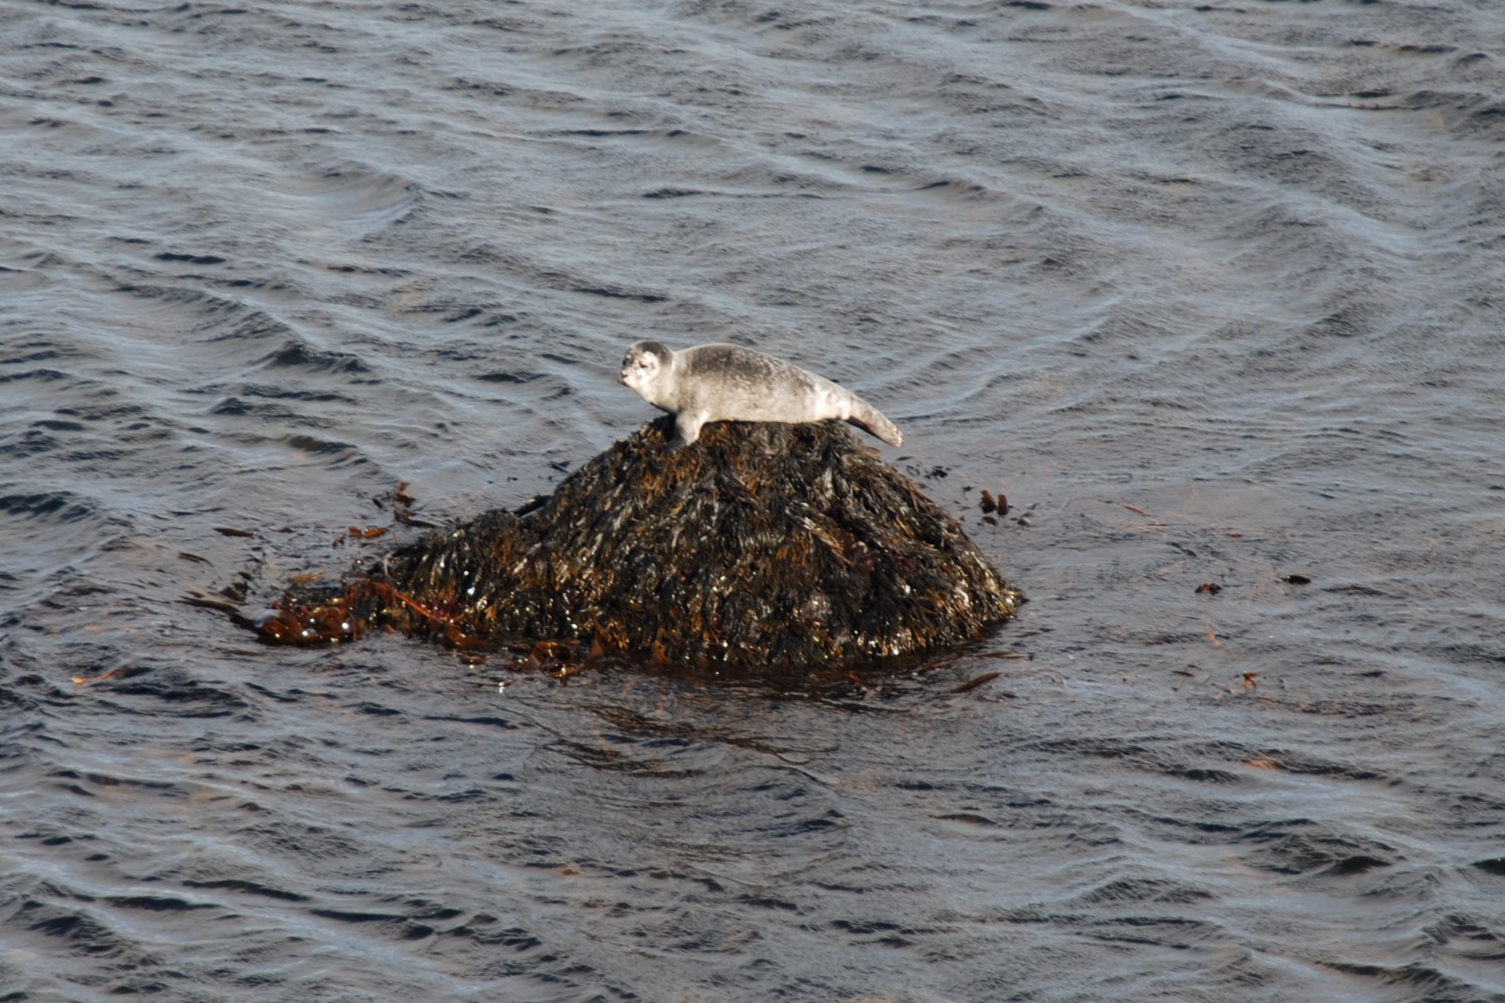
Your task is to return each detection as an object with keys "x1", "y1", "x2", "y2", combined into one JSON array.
[{"x1": 3, "y1": 1, "x2": 1505, "y2": 1000}]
